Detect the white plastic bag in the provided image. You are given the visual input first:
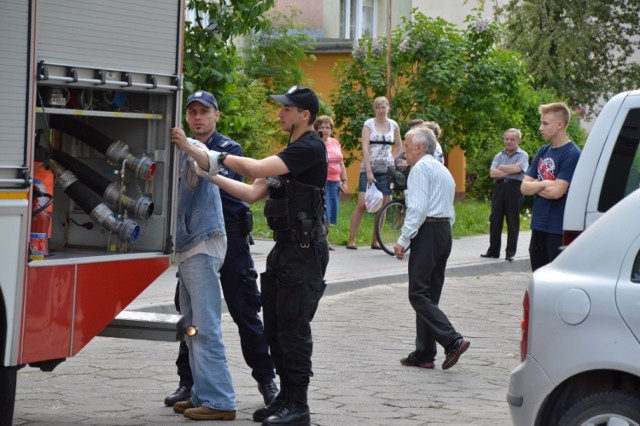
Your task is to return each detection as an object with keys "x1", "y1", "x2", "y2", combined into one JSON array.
[{"x1": 364, "y1": 182, "x2": 384, "y2": 213}]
